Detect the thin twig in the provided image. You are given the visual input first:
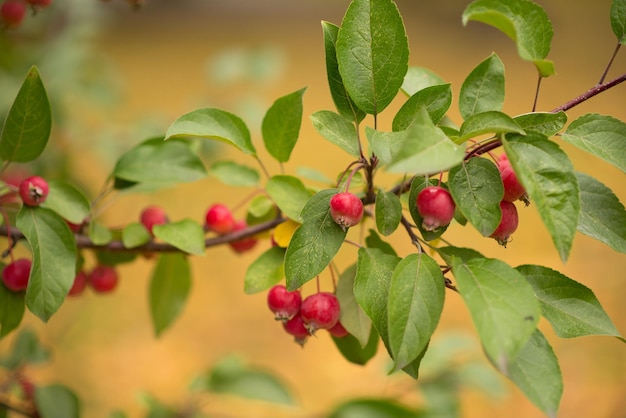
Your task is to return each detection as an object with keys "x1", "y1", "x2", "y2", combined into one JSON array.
[
  {"x1": 551, "y1": 72, "x2": 626, "y2": 113},
  {"x1": 598, "y1": 42, "x2": 622, "y2": 84}
]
